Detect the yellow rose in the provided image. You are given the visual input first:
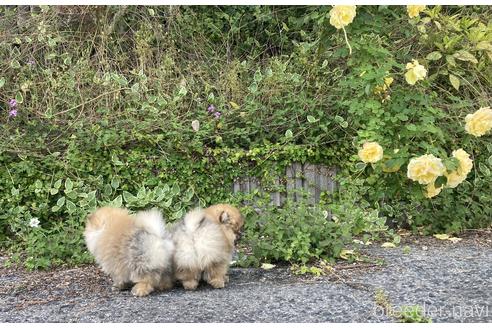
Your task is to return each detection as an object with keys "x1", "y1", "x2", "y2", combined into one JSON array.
[
  {"x1": 407, "y1": 5, "x2": 426, "y2": 18},
  {"x1": 425, "y1": 181, "x2": 442, "y2": 198},
  {"x1": 405, "y1": 59, "x2": 427, "y2": 85},
  {"x1": 407, "y1": 154, "x2": 446, "y2": 185},
  {"x1": 465, "y1": 106, "x2": 492, "y2": 137},
  {"x1": 329, "y1": 5, "x2": 357, "y2": 30},
  {"x1": 445, "y1": 148, "x2": 473, "y2": 188},
  {"x1": 358, "y1": 142, "x2": 384, "y2": 163}
]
